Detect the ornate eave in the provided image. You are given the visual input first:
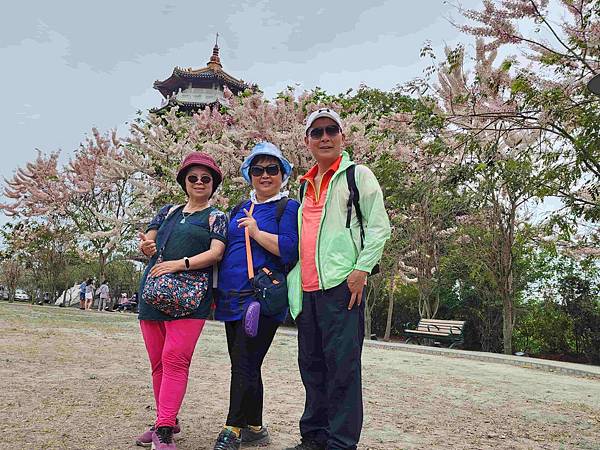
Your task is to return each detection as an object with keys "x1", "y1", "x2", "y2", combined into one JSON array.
[
  {"x1": 150, "y1": 97, "x2": 227, "y2": 115},
  {"x1": 153, "y1": 41, "x2": 247, "y2": 99}
]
